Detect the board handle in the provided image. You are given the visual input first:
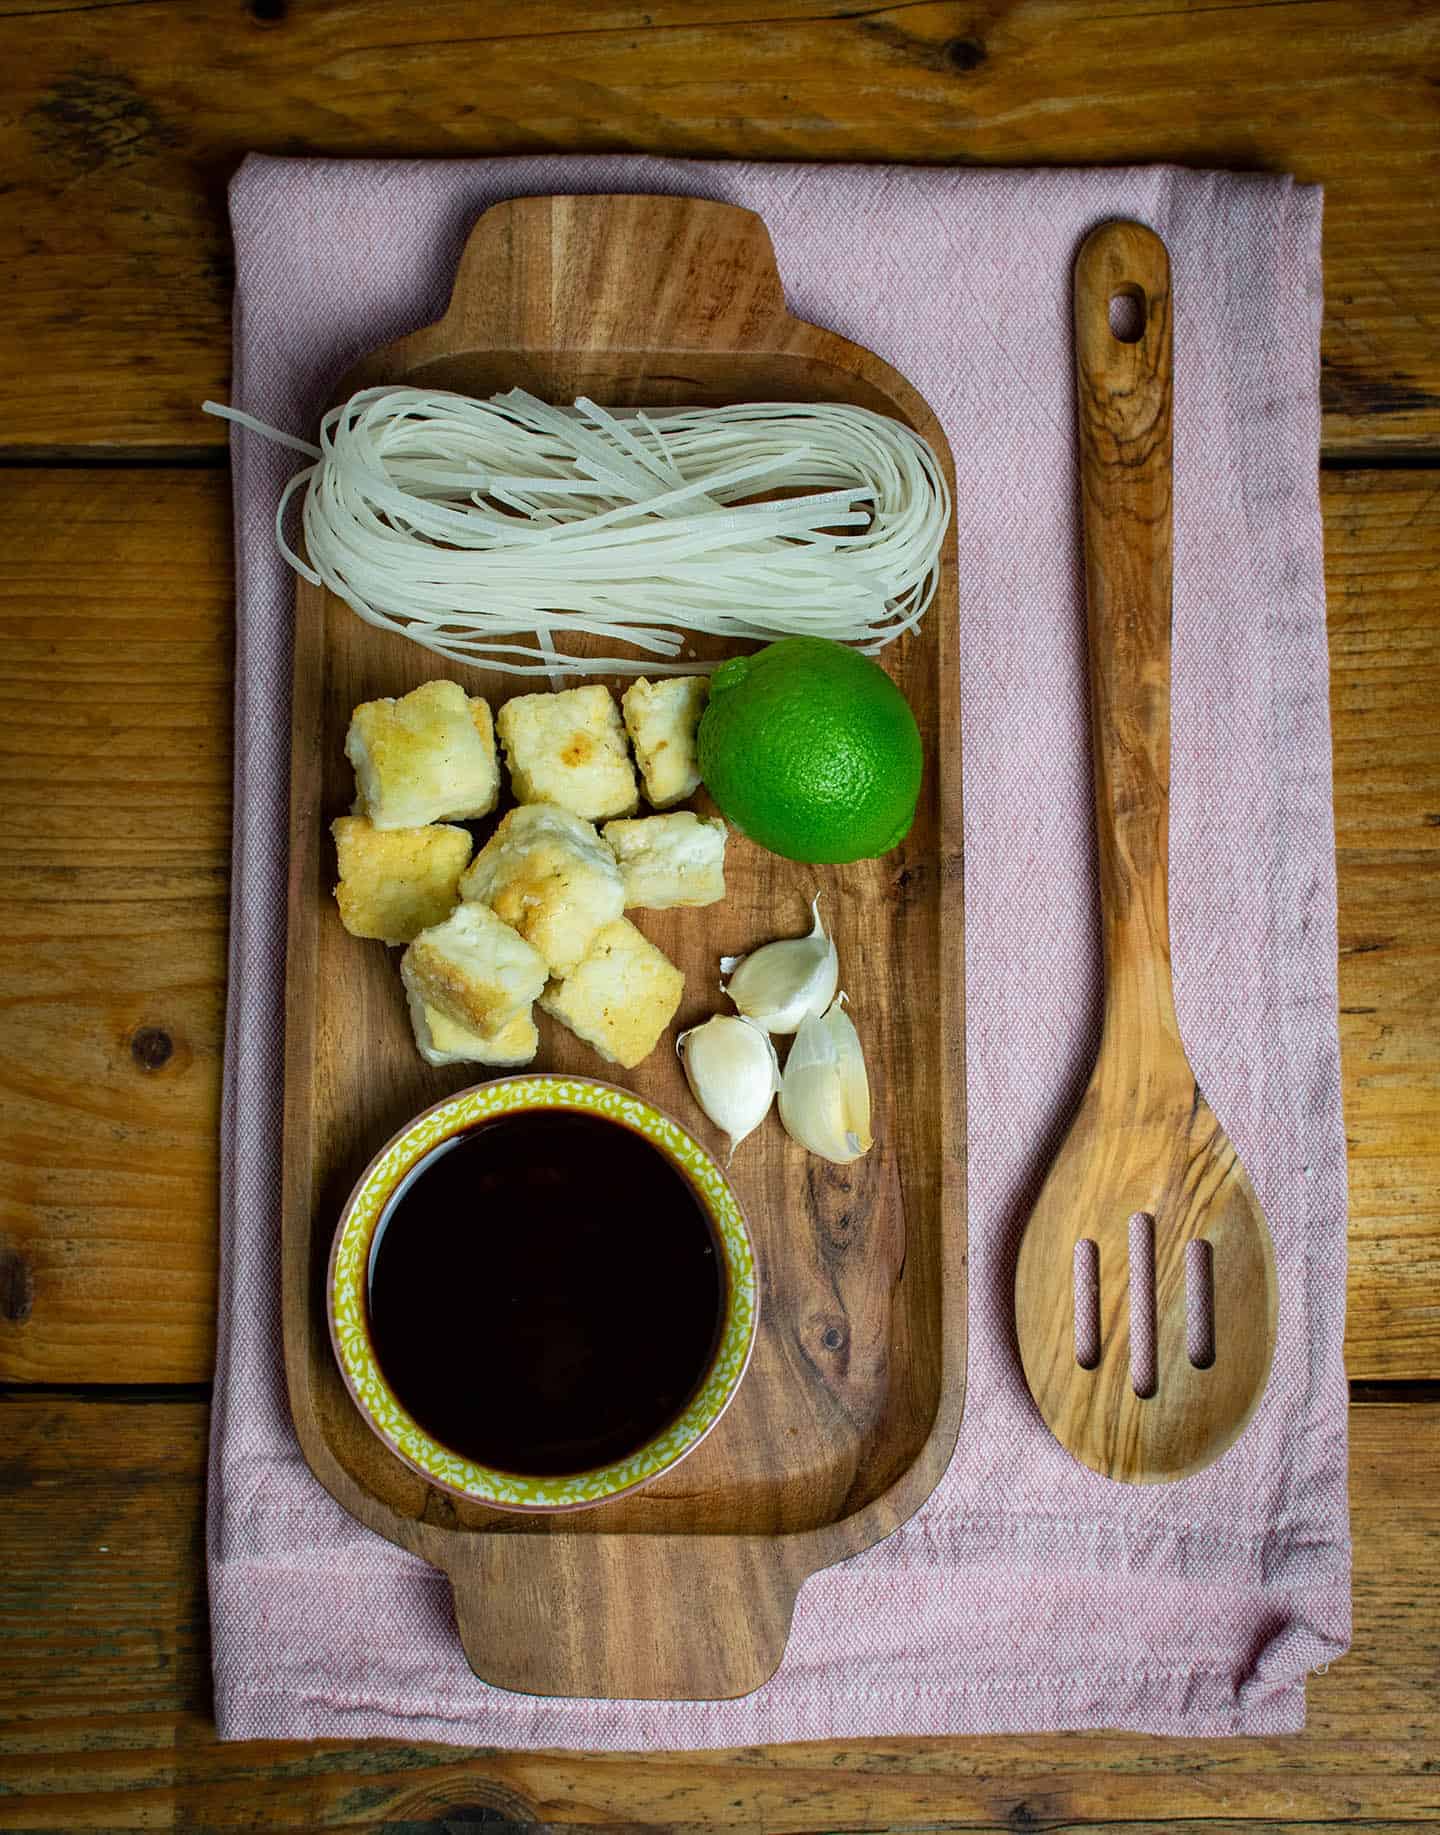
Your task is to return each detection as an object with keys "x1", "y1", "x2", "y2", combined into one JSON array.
[
  {"x1": 355, "y1": 194, "x2": 790, "y2": 380},
  {"x1": 443, "y1": 1533, "x2": 799, "y2": 1701},
  {"x1": 1073, "y1": 220, "x2": 1179, "y2": 1040}
]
